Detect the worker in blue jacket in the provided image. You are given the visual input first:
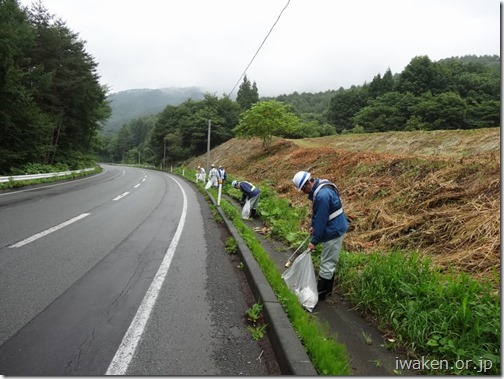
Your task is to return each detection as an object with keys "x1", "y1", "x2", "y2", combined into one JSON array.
[
  {"x1": 232, "y1": 180, "x2": 260, "y2": 219},
  {"x1": 292, "y1": 170, "x2": 349, "y2": 301}
]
